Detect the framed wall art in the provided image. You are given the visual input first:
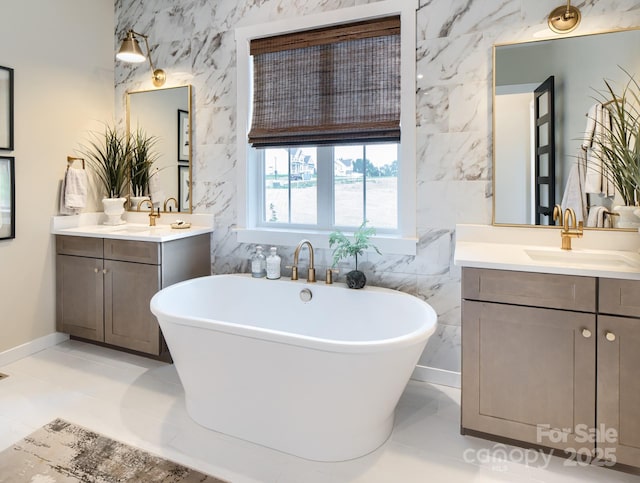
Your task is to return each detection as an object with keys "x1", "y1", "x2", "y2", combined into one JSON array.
[
  {"x1": 178, "y1": 109, "x2": 189, "y2": 162},
  {"x1": 0, "y1": 156, "x2": 15, "y2": 239},
  {"x1": 178, "y1": 164, "x2": 190, "y2": 212},
  {"x1": 0, "y1": 66, "x2": 14, "y2": 151}
]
